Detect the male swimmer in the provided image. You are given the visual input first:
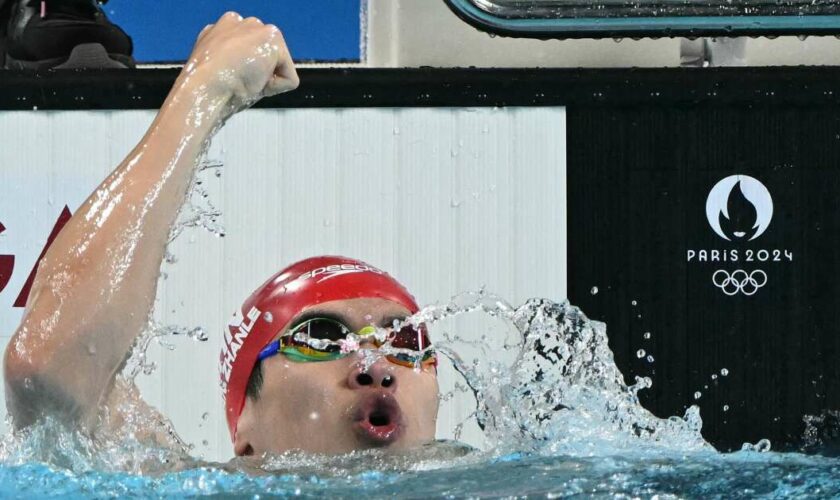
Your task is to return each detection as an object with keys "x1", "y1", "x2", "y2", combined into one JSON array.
[{"x1": 4, "y1": 13, "x2": 439, "y2": 456}]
